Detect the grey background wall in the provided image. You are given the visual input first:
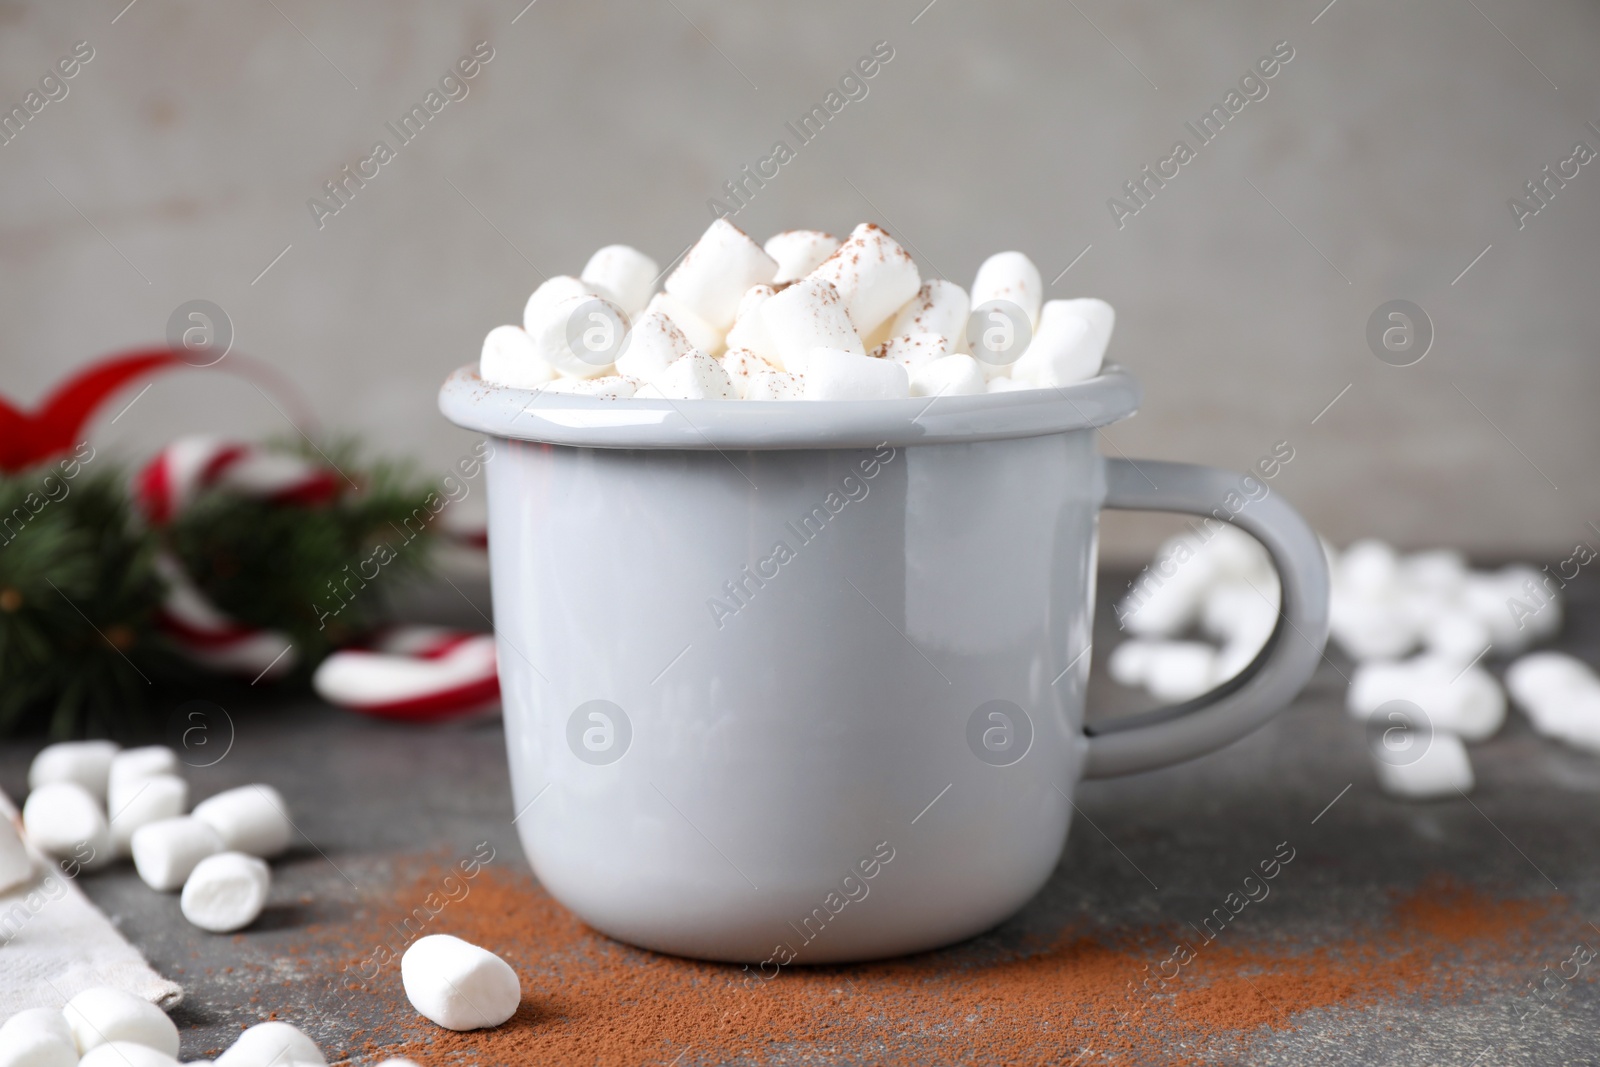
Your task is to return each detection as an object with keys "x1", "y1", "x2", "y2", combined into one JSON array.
[{"x1": 2, "y1": 0, "x2": 1596, "y2": 563}]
